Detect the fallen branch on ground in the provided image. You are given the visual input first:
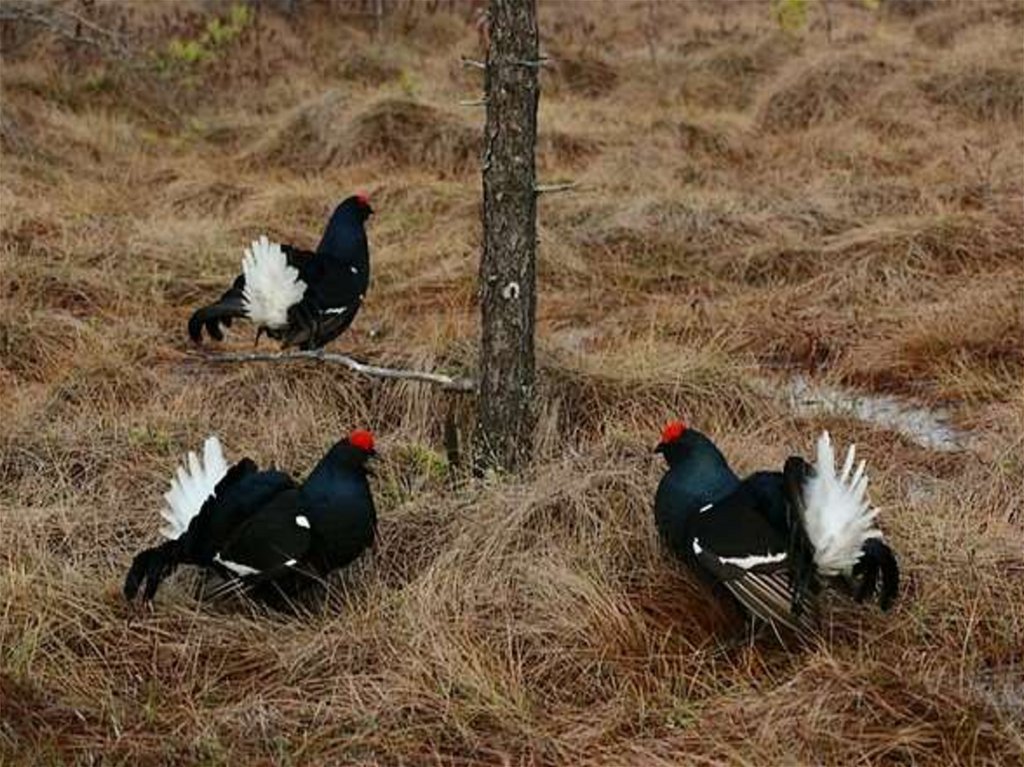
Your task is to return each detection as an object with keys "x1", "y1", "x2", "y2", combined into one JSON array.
[
  {"x1": 0, "y1": 2, "x2": 132, "y2": 58},
  {"x1": 200, "y1": 349, "x2": 476, "y2": 393}
]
